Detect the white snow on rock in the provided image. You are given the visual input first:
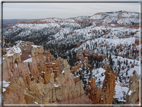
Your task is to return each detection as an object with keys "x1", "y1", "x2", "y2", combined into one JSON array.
[
  {"x1": 16, "y1": 23, "x2": 60, "y2": 30},
  {"x1": 62, "y1": 70, "x2": 65, "y2": 73},
  {"x1": 35, "y1": 101, "x2": 38, "y2": 104},
  {"x1": 111, "y1": 24, "x2": 115, "y2": 27},
  {"x1": 7, "y1": 53, "x2": 14, "y2": 56},
  {"x1": 23, "y1": 57, "x2": 33, "y2": 63},
  {"x1": 0, "y1": 80, "x2": 10, "y2": 106},
  {"x1": 112, "y1": 55, "x2": 140, "y2": 76},
  {"x1": 54, "y1": 84, "x2": 60, "y2": 87},
  {"x1": 128, "y1": 90, "x2": 133, "y2": 95},
  {"x1": 114, "y1": 81, "x2": 129, "y2": 102},
  {"x1": 117, "y1": 18, "x2": 139, "y2": 25},
  {"x1": 41, "y1": 71, "x2": 45, "y2": 74},
  {"x1": 3, "y1": 81, "x2": 10, "y2": 88},
  {"x1": 31, "y1": 45, "x2": 40, "y2": 48},
  {"x1": 40, "y1": 18, "x2": 75, "y2": 23},
  {"x1": 53, "y1": 28, "x2": 71, "y2": 38},
  {"x1": 110, "y1": 37, "x2": 135, "y2": 46},
  {"x1": 122, "y1": 12, "x2": 139, "y2": 18},
  {"x1": 15, "y1": 63, "x2": 18, "y2": 67},
  {"x1": 12, "y1": 46, "x2": 21, "y2": 53},
  {"x1": 76, "y1": 37, "x2": 136, "y2": 52},
  {"x1": 103, "y1": 13, "x2": 118, "y2": 24},
  {"x1": 90, "y1": 14, "x2": 107, "y2": 20},
  {"x1": 28, "y1": 55, "x2": 31, "y2": 57}
]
